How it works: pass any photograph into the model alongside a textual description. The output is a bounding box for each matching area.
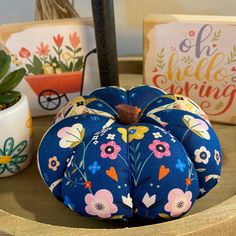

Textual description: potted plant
[0,50,33,177]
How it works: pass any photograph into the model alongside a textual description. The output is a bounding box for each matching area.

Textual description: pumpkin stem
[116,104,141,125]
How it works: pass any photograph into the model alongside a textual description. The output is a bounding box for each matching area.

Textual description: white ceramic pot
[0,93,33,177]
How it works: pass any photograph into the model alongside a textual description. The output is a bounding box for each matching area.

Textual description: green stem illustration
[72,49,76,71]
[118,153,128,166]
[70,160,92,194]
[135,152,154,186]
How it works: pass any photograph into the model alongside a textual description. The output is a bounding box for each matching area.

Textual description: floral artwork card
[144,15,236,124]
[0,18,100,116]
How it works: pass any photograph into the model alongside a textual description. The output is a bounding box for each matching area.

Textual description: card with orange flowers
[0,18,100,116]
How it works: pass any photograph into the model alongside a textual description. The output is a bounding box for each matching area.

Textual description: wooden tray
[1,74,236,235]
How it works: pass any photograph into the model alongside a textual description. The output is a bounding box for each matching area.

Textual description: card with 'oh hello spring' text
[144,15,236,124]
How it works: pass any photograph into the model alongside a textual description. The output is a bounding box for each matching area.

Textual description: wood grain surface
[0,74,235,235]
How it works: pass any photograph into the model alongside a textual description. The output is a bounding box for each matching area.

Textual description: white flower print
[182,115,210,140]
[214,149,221,165]
[57,123,85,148]
[152,132,162,139]
[106,133,116,140]
[194,146,211,164]
[142,192,156,208]
[121,193,133,208]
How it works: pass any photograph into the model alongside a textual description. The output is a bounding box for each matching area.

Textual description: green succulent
[0,50,26,106]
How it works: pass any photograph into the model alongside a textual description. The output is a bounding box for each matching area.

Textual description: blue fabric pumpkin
[37,85,222,221]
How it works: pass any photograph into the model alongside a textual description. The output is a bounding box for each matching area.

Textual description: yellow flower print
[117,128,127,142]
[128,126,149,142]
[43,64,54,74]
[55,67,62,74]
[0,155,12,164]
[26,111,33,138]
[62,51,73,61]
[117,126,149,143]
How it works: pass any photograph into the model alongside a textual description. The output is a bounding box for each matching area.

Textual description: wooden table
[0,75,236,235]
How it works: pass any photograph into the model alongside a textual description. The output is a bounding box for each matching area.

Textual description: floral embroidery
[48,156,60,171]
[88,161,101,174]
[214,150,221,165]
[85,189,118,218]
[128,126,149,142]
[194,146,211,164]
[164,188,192,217]
[175,159,186,172]
[0,137,27,175]
[57,123,85,148]
[100,141,121,160]
[149,140,171,158]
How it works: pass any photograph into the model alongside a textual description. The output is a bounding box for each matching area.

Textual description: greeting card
[0,18,100,116]
[144,15,236,124]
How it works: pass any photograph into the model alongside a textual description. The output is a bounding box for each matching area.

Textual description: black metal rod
[80,48,97,95]
[91,0,119,86]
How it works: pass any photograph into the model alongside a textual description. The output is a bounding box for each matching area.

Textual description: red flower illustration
[69,32,80,49]
[186,178,191,186]
[84,181,92,189]
[36,42,50,57]
[53,34,64,47]
[19,47,31,58]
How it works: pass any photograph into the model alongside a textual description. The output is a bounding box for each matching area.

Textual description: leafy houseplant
[0,50,26,110]
[0,49,32,178]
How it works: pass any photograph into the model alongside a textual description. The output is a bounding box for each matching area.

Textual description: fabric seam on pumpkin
[126,125,135,217]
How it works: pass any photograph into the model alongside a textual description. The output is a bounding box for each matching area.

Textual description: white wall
[1,0,236,56]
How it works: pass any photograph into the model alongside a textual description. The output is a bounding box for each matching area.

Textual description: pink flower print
[36,42,50,57]
[164,188,192,217]
[85,189,118,218]
[69,32,80,49]
[100,141,121,160]
[19,47,31,58]
[149,140,171,158]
